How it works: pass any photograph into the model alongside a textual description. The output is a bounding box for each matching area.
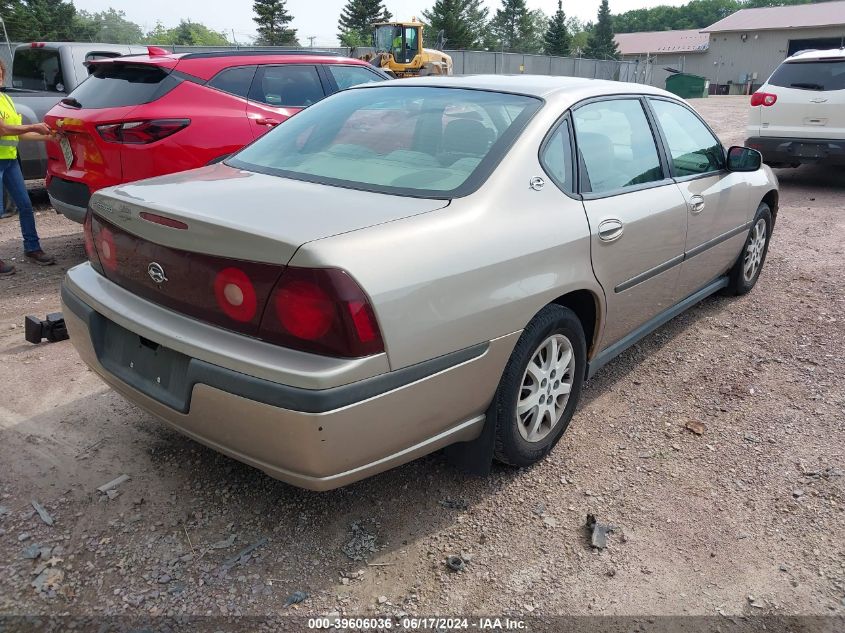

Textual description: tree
[145,20,230,46]
[74,8,143,44]
[544,1,571,56]
[337,0,392,43]
[567,17,589,55]
[253,0,298,46]
[2,0,78,41]
[490,0,534,52]
[421,0,472,50]
[584,0,619,60]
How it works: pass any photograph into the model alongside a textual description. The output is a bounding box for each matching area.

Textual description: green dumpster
[665,73,709,99]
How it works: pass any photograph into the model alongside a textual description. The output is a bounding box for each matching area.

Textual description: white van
[745,48,845,167]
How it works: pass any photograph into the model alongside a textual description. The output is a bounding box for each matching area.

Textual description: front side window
[768,59,845,91]
[541,119,574,193]
[229,86,541,197]
[573,99,664,194]
[326,65,383,90]
[649,99,724,176]
[250,65,324,107]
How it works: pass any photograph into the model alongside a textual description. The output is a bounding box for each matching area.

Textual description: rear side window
[573,99,664,194]
[65,64,181,109]
[208,65,256,98]
[326,65,383,90]
[13,49,65,92]
[768,60,845,91]
[541,119,574,193]
[250,65,325,108]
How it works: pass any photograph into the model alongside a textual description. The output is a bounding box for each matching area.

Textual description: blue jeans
[0,158,41,253]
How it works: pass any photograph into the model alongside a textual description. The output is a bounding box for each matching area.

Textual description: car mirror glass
[727,146,762,172]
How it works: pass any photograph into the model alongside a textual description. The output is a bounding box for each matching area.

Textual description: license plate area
[59,135,74,170]
[793,142,827,158]
[97,317,191,411]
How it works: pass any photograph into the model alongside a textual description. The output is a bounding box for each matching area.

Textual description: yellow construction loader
[360,20,453,78]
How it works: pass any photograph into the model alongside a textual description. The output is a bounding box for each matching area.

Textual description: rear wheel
[724,202,772,296]
[492,305,586,467]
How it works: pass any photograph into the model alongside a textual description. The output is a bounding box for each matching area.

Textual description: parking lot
[0,95,842,618]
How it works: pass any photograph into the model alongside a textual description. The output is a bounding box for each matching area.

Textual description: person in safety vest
[0,59,56,276]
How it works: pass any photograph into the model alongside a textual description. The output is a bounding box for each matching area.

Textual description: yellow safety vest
[0,93,22,160]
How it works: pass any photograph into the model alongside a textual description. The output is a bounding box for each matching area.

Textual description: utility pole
[231,29,239,49]
[307,36,316,48]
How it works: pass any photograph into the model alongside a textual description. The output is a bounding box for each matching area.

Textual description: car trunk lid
[88,163,449,331]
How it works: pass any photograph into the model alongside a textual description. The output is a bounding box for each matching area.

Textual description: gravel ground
[0,96,842,620]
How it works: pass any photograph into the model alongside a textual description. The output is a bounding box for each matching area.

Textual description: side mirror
[727,146,762,172]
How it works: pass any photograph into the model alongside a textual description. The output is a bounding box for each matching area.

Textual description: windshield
[13,49,66,92]
[374,25,399,52]
[228,86,542,198]
[768,59,845,91]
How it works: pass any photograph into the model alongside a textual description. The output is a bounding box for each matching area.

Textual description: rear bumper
[47,176,91,223]
[745,136,845,165]
[61,266,516,490]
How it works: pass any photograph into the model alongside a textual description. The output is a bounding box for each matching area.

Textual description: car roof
[351,74,679,105]
[786,47,845,61]
[89,51,376,82]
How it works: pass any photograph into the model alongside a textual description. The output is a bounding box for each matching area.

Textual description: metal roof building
[617,1,845,93]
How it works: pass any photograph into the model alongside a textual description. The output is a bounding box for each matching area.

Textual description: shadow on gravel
[772,163,845,191]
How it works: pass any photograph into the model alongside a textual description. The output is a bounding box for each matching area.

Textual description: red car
[44,49,388,222]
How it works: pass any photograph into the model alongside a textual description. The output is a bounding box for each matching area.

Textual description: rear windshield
[64,63,181,109]
[228,86,541,198]
[768,59,845,91]
[12,49,66,92]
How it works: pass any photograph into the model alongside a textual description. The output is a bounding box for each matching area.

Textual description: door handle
[256,117,280,127]
[689,195,705,215]
[598,219,624,242]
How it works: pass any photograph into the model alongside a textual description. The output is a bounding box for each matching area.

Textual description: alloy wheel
[516,333,576,443]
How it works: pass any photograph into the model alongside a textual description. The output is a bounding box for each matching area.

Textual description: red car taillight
[83,210,104,274]
[750,92,777,107]
[259,267,384,358]
[214,267,259,323]
[96,119,190,144]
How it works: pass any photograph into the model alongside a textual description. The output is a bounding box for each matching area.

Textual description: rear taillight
[96,119,190,144]
[83,210,104,274]
[214,267,258,323]
[750,92,777,107]
[259,267,384,358]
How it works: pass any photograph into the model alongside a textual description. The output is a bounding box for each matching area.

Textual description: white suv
[746,48,845,167]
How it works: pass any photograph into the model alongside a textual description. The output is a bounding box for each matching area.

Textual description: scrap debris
[342,521,377,561]
[97,474,130,494]
[586,514,615,549]
[685,420,706,435]
[446,555,467,572]
[220,537,268,572]
[31,500,54,526]
[284,591,308,607]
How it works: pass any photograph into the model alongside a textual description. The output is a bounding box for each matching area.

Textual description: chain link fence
[1,43,645,86]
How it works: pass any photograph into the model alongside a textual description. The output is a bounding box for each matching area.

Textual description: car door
[246,64,328,139]
[572,97,689,351]
[647,97,751,299]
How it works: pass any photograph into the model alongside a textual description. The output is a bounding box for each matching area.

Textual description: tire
[492,304,587,467]
[723,202,773,296]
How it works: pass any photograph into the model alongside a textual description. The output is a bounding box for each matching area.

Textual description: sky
[72,0,689,47]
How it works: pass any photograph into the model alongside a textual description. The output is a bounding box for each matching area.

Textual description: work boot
[25,250,56,266]
[0,259,15,276]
